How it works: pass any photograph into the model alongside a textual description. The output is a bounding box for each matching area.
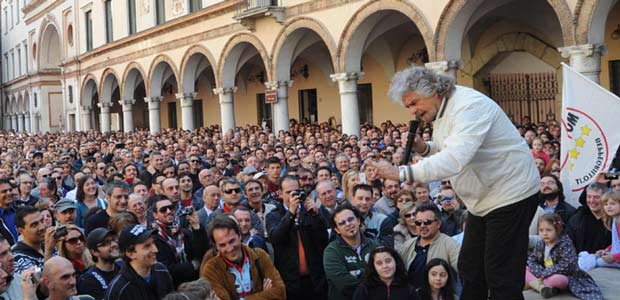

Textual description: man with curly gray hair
[366,66,541,300]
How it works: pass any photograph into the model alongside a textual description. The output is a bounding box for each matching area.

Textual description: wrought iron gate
[488,73,558,124]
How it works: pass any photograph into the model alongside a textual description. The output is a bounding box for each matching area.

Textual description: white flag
[560,63,620,206]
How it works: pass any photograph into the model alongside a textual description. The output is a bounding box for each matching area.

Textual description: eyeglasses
[41,174,51,178]
[158,204,175,213]
[97,237,119,248]
[223,188,241,194]
[65,236,85,245]
[404,213,416,219]
[414,219,437,226]
[336,216,357,227]
[191,160,200,163]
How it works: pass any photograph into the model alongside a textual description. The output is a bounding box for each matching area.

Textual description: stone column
[145,96,163,133]
[17,113,25,132]
[3,114,10,130]
[213,87,236,134]
[98,102,112,133]
[331,72,363,137]
[122,99,136,133]
[559,44,606,84]
[264,80,293,134]
[34,112,41,133]
[425,60,461,79]
[25,113,31,132]
[82,105,92,131]
[11,114,18,131]
[177,92,197,131]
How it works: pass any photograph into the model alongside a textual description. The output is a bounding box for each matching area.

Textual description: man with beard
[374,179,400,217]
[178,173,195,209]
[106,224,174,300]
[539,175,576,223]
[79,228,121,300]
[151,197,209,287]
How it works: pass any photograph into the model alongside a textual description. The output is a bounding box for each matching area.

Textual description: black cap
[33,151,43,158]
[86,228,114,251]
[118,224,155,254]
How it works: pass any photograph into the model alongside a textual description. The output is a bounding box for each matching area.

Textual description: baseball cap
[55,198,76,213]
[86,228,114,251]
[33,151,43,158]
[119,224,156,253]
[243,166,258,174]
[252,171,268,180]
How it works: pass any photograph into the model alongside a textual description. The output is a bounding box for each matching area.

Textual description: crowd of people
[0,107,617,300]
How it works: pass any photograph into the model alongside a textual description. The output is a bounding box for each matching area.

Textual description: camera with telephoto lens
[178,206,194,217]
[604,172,619,180]
[292,189,307,201]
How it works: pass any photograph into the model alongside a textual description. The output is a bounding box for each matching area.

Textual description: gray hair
[587,182,607,195]
[388,67,455,104]
[104,180,130,196]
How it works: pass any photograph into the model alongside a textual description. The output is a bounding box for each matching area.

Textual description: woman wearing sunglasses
[56,224,94,276]
[393,202,418,253]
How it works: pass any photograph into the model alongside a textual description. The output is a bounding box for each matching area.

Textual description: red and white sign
[265,90,278,104]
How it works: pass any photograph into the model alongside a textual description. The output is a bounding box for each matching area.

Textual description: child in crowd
[526,214,603,299]
[594,191,620,269]
[532,137,550,165]
[417,258,456,300]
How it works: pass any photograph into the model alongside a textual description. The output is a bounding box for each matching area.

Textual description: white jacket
[411,86,540,216]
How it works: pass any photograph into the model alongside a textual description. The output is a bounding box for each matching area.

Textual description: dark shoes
[540,286,560,298]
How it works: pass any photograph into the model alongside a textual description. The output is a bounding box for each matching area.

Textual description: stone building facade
[1,0,619,135]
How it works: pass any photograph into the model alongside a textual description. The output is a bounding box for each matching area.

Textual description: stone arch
[24,90,30,111]
[99,68,121,104]
[436,0,576,61]
[122,62,149,99]
[217,33,272,87]
[337,0,434,72]
[271,17,338,80]
[575,0,618,44]
[461,32,562,77]
[179,45,218,93]
[80,74,99,107]
[37,20,63,69]
[148,54,180,97]
[17,94,24,113]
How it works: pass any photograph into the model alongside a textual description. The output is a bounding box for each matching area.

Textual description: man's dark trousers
[459,193,540,300]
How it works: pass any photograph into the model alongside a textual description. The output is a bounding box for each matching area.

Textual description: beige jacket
[398,232,460,272]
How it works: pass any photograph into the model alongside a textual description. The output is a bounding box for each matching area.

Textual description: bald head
[43,256,73,277]
[202,185,221,211]
[43,256,78,297]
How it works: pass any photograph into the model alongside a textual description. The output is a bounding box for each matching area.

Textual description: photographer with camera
[151,197,209,288]
[266,175,328,300]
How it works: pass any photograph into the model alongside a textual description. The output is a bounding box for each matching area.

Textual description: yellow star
[569,148,580,159]
[581,125,592,136]
[569,162,575,170]
[575,137,586,148]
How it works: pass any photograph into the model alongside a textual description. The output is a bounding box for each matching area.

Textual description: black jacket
[266,202,328,296]
[78,265,120,300]
[566,190,611,253]
[105,262,173,300]
[539,199,577,223]
[153,224,210,288]
[352,282,420,300]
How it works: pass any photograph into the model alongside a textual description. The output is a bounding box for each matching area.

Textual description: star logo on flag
[569,148,580,159]
[569,161,575,171]
[580,125,592,136]
[575,137,586,148]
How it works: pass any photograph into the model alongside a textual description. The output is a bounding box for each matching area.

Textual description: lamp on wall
[290,64,309,79]
[407,48,429,65]
[612,24,620,40]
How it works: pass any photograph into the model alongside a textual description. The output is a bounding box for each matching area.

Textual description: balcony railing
[236,0,282,14]
[234,0,285,25]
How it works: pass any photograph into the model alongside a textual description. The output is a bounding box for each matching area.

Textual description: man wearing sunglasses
[323,205,379,300]
[399,204,460,289]
[151,197,209,288]
[79,228,120,300]
[213,178,264,237]
[437,187,465,237]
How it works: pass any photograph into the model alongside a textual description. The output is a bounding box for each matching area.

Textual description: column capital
[97,102,113,109]
[559,44,607,58]
[34,112,41,118]
[82,105,92,111]
[144,96,163,103]
[425,60,461,74]
[264,81,294,90]
[176,92,197,100]
[122,99,136,106]
[330,72,364,82]
[212,87,237,95]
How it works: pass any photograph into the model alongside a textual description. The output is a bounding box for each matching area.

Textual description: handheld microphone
[400,119,420,165]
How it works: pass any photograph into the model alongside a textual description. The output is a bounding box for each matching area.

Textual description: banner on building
[560,63,620,206]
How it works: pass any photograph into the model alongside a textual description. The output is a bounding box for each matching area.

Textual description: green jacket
[323,235,380,300]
